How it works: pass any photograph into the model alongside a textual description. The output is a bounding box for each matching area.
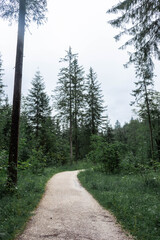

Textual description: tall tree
[72,58,85,161]
[107,1,158,163]
[0,53,5,106]
[0,57,11,151]
[54,47,78,163]
[0,0,47,187]
[131,51,155,162]
[85,67,104,135]
[107,0,160,67]
[26,71,51,142]
[149,91,160,161]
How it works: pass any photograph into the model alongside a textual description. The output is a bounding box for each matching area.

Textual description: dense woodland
[0,45,160,176]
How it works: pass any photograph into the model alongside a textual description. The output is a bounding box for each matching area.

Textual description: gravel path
[16,170,133,240]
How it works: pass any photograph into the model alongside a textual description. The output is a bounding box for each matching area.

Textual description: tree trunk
[74,86,78,162]
[144,80,154,163]
[69,53,73,164]
[7,0,26,187]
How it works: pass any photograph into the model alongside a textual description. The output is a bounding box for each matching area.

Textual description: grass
[0,160,91,240]
[78,169,160,240]
[0,167,65,240]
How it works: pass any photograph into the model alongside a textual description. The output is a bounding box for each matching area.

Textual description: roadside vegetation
[78,134,160,240]
[0,167,58,240]
[0,161,90,240]
[78,169,160,240]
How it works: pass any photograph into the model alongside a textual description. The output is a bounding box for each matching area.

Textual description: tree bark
[7,0,26,187]
[74,81,78,162]
[144,80,154,163]
[69,50,73,164]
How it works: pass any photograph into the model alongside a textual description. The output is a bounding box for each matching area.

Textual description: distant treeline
[0,47,160,177]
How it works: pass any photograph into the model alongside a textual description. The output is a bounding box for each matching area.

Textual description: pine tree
[53,47,78,163]
[85,67,104,135]
[149,91,160,161]
[26,71,51,141]
[0,0,48,187]
[107,0,160,66]
[0,53,5,106]
[72,58,85,161]
[131,51,155,163]
[114,120,126,143]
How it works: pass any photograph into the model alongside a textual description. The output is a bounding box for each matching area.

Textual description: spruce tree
[0,53,5,106]
[0,0,48,187]
[54,47,78,163]
[72,58,85,161]
[131,51,155,163]
[107,0,160,66]
[26,71,51,142]
[149,91,160,161]
[85,67,104,135]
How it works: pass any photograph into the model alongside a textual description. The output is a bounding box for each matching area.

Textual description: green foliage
[0,167,60,240]
[26,71,51,140]
[107,0,160,66]
[78,169,160,240]
[86,135,125,174]
[27,148,46,174]
[85,67,105,135]
[0,0,47,26]
[0,53,5,105]
[0,150,8,173]
[46,140,70,167]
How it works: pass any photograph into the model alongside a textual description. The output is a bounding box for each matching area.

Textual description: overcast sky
[1,0,160,126]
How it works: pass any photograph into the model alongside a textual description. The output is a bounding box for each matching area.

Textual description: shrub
[86,135,125,173]
[0,150,8,173]
[27,148,46,174]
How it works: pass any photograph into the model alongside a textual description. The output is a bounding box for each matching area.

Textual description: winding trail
[17,171,133,240]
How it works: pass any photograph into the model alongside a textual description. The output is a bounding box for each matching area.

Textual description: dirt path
[17,171,133,240]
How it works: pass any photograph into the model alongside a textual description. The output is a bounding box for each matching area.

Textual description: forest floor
[16,170,133,240]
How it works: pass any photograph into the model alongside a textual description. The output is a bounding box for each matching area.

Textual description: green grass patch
[0,167,65,240]
[78,169,160,240]
[0,161,90,240]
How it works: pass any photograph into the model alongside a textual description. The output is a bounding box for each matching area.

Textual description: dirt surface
[17,171,133,240]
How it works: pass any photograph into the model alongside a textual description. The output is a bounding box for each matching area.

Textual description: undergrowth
[0,160,90,240]
[78,169,160,240]
[0,167,61,240]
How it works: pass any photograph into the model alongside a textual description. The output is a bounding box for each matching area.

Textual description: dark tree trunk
[144,80,154,163]
[7,0,26,187]
[74,94,78,162]
[69,55,73,164]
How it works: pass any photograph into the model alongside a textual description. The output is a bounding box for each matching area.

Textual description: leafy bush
[86,135,125,173]
[0,150,8,173]
[120,152,139,173]
[27,148,46,173]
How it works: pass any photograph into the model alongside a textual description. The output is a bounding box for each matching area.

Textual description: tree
[85,67,104,135]
[114,120,126,143]
[26,71,51,143]
[107,1,158,164]
[72,58,85,161]
[131,51,155,163]
[0,0,47,187]
[53,47,78,163]
[149,91,160,161]
[0,53,5,106]
[107,0,160,67]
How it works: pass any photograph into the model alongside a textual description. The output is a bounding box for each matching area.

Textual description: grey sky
[1,0,160,126]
